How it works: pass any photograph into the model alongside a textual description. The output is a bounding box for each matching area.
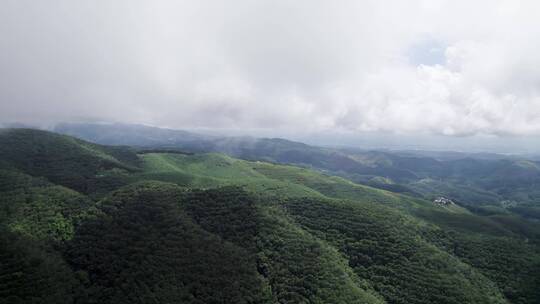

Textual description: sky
[1,0,540,150]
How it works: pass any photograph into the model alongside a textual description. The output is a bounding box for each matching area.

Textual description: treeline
[136,149,194,155]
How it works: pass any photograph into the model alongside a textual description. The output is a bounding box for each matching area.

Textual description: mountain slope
[135,151,540,301]
[0,128,139,195]
[0,170,95,241]
[1,129,539,303]
[55,122,540,212]
[65,182,275,304]
[136,152,470,215]
[285,198,507,304]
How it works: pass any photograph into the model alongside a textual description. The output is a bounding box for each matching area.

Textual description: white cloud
[1,0,540,137]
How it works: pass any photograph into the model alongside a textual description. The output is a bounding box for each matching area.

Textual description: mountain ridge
[53,123,540,214]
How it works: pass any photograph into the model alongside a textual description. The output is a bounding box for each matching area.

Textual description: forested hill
[55,122,540,219]
[1,128,539,303]
[0,128,139,195]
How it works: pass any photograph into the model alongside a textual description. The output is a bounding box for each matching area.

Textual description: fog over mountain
[3,3,540,302]
[2,1,540,150]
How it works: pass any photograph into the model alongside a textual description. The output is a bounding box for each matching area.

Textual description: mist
[2,0,540,151]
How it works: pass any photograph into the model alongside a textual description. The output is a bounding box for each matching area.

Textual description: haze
[2,0,540,151]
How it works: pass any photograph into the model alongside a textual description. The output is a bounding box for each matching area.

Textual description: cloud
[1,0,540,136]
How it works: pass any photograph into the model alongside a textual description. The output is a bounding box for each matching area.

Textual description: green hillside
[137,152,327,198]
[0,170,95,241]
[139,152,406,204]
[284,198,506,304]
[56,123,540,214]
[137,152,476,218]
[0,128,139,195]
[1,129,539,303]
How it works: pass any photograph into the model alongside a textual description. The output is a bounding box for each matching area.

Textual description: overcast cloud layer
[2,0,540,137]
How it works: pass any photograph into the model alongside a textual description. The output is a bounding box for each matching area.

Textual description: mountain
[54,123,540,216]
[2,128,540,303]
[54,122,210,147]
[0,128,139,196]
